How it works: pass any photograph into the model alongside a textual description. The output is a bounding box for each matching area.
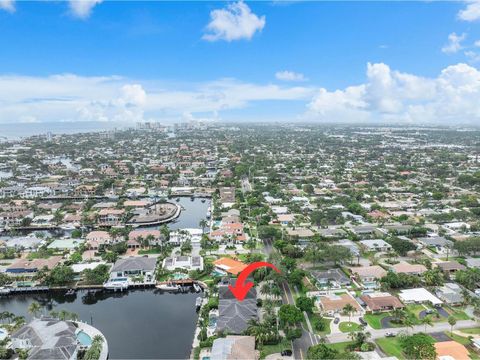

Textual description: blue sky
[0,0,480,124]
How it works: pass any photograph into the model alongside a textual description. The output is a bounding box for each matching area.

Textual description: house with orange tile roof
[213,258,247,276]
[434,341,470,360]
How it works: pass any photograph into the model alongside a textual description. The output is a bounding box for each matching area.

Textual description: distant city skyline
[1,1,480,125]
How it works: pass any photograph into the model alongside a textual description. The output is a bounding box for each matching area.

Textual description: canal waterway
[0,289,200,359]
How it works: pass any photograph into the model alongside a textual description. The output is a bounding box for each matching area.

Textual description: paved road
[263,238,317,360]
[326,319,478,343]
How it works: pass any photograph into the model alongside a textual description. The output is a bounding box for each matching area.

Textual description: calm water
[0,290,199,359]
[166,197,210,231]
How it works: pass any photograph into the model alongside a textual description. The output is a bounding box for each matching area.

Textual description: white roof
[399,288,443,305]
[71,262,107,273]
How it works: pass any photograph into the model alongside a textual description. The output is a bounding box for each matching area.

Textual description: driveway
[419,307,449,319]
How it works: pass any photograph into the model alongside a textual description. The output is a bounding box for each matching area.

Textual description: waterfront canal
[167,197,210,230]
[0,289,200,359]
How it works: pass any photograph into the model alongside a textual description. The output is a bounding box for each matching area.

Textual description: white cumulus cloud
[442,32,466,54]
[306,62,480,125]
[203,1,265,42]
[0,0,15,13]
[275,71,307,82]
[458,0,480,21]
[68,0,102,19]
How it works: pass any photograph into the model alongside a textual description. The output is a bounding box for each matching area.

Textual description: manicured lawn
[461,327,480,335]
[364,313,389,330]
[447,332,470,345]
[259,340,290,359]
[339,321,361,333]
[310,314,331,336]
[376,337,405,360]
[445,333,480,360]
[326,341,355,353]
[447,309,470,320]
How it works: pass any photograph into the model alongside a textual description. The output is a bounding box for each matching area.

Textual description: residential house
[360,292,405,313]
[213,258,247,276]
[435,261,466,275]
[318,293,362,316]
[391,262,427,276]
[436,283,464,305]
[217,279,258,334]
[360,239,392,253]
[163,256,204,271]
[311,269,350,288]
[211,336,257,360]
[109,257,156,282]
[11,318,81,360]
[398,288,443,306]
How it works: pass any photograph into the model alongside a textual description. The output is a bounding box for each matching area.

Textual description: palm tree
[391,308,406,324]
[403,314,415,334]
[58,310,69,321]
[421,315,433,333]
[343,304,355,323]
[28,302,42,318]
[49,310,59,319]
[260,283,272,300]
[448,315,457,336]
[199,219,208,235]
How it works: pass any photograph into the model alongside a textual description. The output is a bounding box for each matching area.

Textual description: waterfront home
[318,293,362,316]
[398,288,443,306]
[86,231,112,250]
[360,239,392,253]
[360,292,405,313]
[97,209,125,226]
[162,256,204,271]
[7,256,63,274]
[311,269,350,288]
[1,234,43,250]
[213,258,247,276]
[128,229,163,246]
[391,262,427,276]
[110,257,156,282]
[217,279,258,334]
[0,210,33,227]
[169,228,202,246]
[47,239,84,251]
[436,283,464,305]
[11,318,80,359]
[210,336,257,360]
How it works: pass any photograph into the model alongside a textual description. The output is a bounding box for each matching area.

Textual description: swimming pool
[76,331,92,346]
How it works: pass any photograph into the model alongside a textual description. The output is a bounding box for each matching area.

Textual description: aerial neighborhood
[0,123,480,360]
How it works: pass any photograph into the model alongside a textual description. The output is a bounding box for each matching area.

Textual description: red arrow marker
[228,261,280,301]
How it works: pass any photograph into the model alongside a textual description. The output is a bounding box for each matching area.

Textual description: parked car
[281,350,293,357]
[359,317,367,326]
[385,332,396,337]
[425,309,435,314]
[334,317,340,324]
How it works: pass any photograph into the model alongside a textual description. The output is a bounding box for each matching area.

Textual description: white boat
[156,283,180,291]
[193,283,202,293]
[103,278,129,290]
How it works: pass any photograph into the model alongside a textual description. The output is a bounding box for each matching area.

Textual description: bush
[286,327,302,340]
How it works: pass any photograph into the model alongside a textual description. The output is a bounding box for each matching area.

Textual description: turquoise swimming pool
[77,331,92,346]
